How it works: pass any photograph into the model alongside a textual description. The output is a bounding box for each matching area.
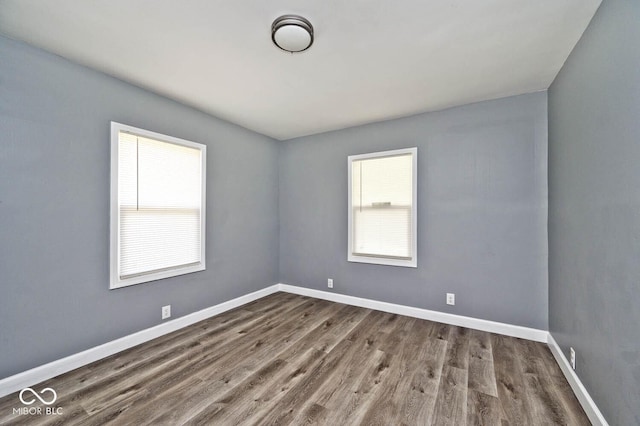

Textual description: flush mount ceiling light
[271,15,314,53]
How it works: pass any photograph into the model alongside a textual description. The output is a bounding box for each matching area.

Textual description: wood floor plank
[58,297,317,425]
[468,330,498,398]
[468,356,498,398]
[208,348,327,425]
[376,316,416,355]
[522,373,575,425]
[125,299,340,424]
[322,349,392,425]
[141,304,356,424]
[491,334,534,425]
[60,299,314,420]
[307,305,373,354]
[250,310,392,425]
[429,325,471,425]
[399,339,448,425]
[531,340,590,424]
[513,338,590,425]
[0,293,592,426]
[315,315,416,424]
[444,326,471,370]
[431,365,468,426]
[183,299,344,424]
[97,376,204,426]
[310,313,402,408]
[428,321,451,341]
[358,328,447,425]
[196,299,339,383]
[90,292,296,374]
[545,373,592,425]
[467,389,503,425]
[19,292,309,418]
[290,402,329,425]
[468,329,493,360]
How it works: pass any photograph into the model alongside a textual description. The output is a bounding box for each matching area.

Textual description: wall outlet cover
[570,347,576,370]
[162,305,171,320]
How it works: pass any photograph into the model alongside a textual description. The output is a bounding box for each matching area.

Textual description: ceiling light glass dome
[272,15,314,53]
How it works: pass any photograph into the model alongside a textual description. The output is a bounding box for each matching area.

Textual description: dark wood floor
[0,292,589,425]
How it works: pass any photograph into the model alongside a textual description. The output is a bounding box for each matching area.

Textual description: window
[110,122,206,289]
[348,147,417,267]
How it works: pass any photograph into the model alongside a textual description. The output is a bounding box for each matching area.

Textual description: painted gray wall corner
[279,92,549,330]
[0,36,280,379]
[548,1,640,425]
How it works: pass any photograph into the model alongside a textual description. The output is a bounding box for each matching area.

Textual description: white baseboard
[547,334,609,426]
[0,284,280,399]
[2,279,598,426]
[277,284,549,342]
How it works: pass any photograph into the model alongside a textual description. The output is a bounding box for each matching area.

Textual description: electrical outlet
[162,305,171,320]
[327,278,334,289]
[570,347,576,370]
[446,293,455,305]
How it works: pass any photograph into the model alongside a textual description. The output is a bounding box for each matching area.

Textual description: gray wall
[0,36,279,379]
[548,1,640,425]
[279,92,549,329]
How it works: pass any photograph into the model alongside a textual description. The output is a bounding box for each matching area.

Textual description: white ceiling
[0,0,601,140]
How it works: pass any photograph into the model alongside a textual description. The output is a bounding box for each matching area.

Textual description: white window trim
[347,147,418,268]
[109,122,207,289]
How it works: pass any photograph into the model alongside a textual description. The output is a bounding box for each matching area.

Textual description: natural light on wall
[348,147,417,268]
[110,122,206,289]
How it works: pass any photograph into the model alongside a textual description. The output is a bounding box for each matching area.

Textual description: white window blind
[348,148,417,267]
[110,123,206,288]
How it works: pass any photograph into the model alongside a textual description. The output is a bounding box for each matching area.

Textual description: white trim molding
[109,121,207,290]
[278,284,548,342]
[2,279,602,426]
[547,334,609,426]
[0,285,280,399]
[347,147,418,268]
